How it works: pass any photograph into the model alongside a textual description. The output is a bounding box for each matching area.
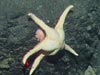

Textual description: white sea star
[23,5,78,75]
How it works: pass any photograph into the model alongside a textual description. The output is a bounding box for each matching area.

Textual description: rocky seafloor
[0,0,100,75]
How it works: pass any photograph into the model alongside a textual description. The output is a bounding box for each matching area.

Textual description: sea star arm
[28,13,52,32]
[64,43,78,56]
[29,53,45,75]
[22,42,44,64]
[55,5,74,29]
[49,49,59,55]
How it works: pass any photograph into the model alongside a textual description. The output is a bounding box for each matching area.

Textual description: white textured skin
[22,5,79,75]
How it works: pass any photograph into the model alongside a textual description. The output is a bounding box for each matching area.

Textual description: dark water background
[0,0,100,75]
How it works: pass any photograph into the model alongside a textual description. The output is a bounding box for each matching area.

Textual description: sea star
[22,5,78,75]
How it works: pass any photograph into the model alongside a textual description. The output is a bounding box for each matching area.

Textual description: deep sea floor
[0,0,100,75]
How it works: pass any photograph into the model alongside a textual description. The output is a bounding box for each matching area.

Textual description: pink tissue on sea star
[35,29,45,42]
